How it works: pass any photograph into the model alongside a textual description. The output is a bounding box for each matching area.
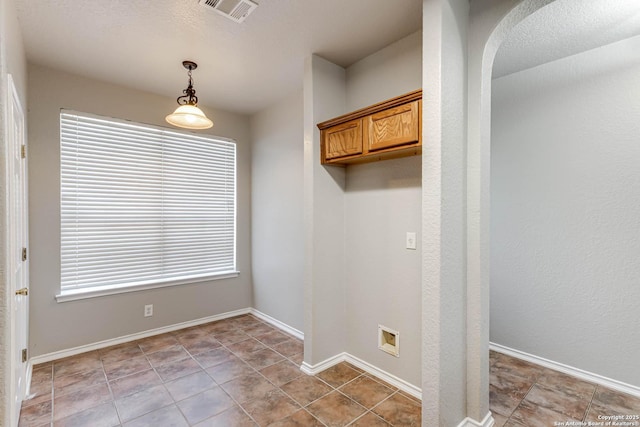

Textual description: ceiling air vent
[199,0,258,23]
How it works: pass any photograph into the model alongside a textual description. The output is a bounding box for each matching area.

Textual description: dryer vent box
[378,325,400,357]
[199,0,258,23]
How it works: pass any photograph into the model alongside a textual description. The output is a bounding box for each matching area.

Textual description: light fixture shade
[165,104,213,129]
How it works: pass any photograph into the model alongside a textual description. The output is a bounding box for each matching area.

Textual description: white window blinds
[60,111,236,295]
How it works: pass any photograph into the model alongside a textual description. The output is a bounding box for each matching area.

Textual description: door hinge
[21,144,26,159]
[21,349,27,363]
[22,247,27,262]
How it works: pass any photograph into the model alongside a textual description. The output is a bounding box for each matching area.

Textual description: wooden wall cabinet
[318,90,421,165]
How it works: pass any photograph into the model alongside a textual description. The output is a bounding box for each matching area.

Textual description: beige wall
[250,91,304,331]
[491,35,640,387]
[27,65,253,357]
[296,30,424,387]
[303,55,349,365]
[344,31,422,387]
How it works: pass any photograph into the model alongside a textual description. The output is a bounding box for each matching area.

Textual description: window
[59,111,237,299]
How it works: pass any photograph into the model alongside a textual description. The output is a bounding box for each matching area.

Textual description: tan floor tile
[490,350,501,366]
[193,404,256,426]
[272,339,304,357]
[524,384,590,420]
[53,401,119,427]
[177,387,236,425]
[99,342,144,364]
[233,315,264,329]
[268,408,324,426]
[259,360,305,386]
[53,368,106,397]
[53,382,111,421]
[114,384,173,422]
[490,369,534,400]
[510,399,580,427]
[31,365,53,384]
[213,330,252,345]
[316,362,361,388]
[339,375,394,409]
[350,411,392,426]
[23,378,52,407]
[53,352,103,378]
[109,368,163,399]
[592,386,640,413]
[155,357,203,382]
[491,355,544,382]
[364,374,399,392]
[227,338,268,357]
[585,401,640,423]
[344,362,364,374]
[307,391,366,427]
[372,392,421,427]
[280,375,333,406]
[122,404,188,427]
[535,368,596,399]
[240,389,300,425]
[242,348,285,370]
[206,358,256,384]
[243,323,278,337]
[199,320,234,334]
[179,335,222,355]
[146,345,190,368]
[490,385,524,417]
[205,320,241,334]
[173,325,210,340]
[288,352,304,366]
[193,347,237,369]
[254,330,291,347]
[103,355,151,381]
[220,371,276,403]
[32,361,53,371]
[137,334,180,354]
[165,371,216,401]
[18,399,52,426]
[492,412,510,427]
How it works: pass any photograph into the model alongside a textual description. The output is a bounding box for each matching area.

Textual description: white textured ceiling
[18,0,640,113]
[16,0,422,114]
[493,0,640,79]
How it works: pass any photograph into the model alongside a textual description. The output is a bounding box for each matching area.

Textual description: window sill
[55,271,240,303]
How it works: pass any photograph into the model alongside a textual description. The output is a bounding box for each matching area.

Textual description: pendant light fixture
[165,61,213,130]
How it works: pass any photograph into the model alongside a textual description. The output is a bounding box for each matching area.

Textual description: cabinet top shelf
[317,89,422,130]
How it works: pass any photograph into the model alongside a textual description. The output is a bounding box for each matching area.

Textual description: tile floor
[18,313,640,427]
[490,350,640,426]
[19,314,421,426]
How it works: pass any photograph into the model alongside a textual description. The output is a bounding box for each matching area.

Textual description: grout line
[582,384,598,422]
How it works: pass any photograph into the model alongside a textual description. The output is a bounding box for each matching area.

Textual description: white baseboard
[29,308,252,365]
[300,352,422,400]
[490,342,640,398]
[457,411,495,427]
[249,308,304,340]
[300,352,345,376]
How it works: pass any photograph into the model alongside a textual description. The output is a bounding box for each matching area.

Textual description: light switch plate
[406,232,417,250]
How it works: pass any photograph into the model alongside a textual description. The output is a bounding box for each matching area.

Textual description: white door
[7,74,29,427]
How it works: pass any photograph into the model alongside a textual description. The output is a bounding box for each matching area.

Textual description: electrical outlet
[144,304,153,317]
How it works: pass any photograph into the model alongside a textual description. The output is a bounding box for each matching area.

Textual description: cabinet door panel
[324,119,362,160]
[366,101,419,152]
